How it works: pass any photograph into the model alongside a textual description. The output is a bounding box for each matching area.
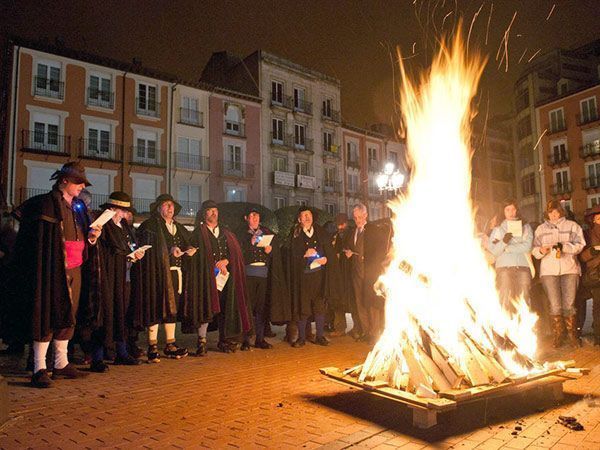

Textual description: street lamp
[376,162,405,192]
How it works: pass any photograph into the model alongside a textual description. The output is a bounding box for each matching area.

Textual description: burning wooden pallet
[320,361,588,428]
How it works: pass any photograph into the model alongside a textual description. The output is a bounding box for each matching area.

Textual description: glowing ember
[359,31,544,395]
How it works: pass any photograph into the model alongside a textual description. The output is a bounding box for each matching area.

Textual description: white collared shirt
[165,220,177,236]
[303,227,314,238]
[208,225,220,238]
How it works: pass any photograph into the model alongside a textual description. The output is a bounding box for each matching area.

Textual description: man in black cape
[135,194,193,362]
[236,207,290,349]
[327,213,351,337]
[288,206,341,347]
[184,200,252,354]
[6,162,101,387]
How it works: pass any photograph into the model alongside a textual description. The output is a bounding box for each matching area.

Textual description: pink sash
[64,240,85,269]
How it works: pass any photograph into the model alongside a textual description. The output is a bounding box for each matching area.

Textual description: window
[296,199,308,206]
[135,131,158,163]
[274,196,286,209]
[554,169,570,192]
[587,162,600,187]
[226,186,245,202]
[272,156,287,172]
[87,123,111,157]
[347,173,359,193]
[177,137,202,169]
[178,184,201,215]
[30,111,60,152]
[225,144,242,174]
[324,203,336,214]
[88,74,112,108]
[295,161,308,175]
[549,108,565,132]
[322,98,332,118]
[324,167,336,183]
[581,97,598,124]
[35,62,62,98]
[225,104,242,135]
[133,177,158,201]
[551,142,567,163]
[294,87,306,110]
[323,131,333,152]
[272,118,284,143]
[137,83,158,115]
[588,194,600,208]
[521,173,536,196]
[294,124,306,148]
[181,96,201,125]
[347,142,359,164]
[388,152,398,166]
[271,81,283,104]
[368,147,378,170]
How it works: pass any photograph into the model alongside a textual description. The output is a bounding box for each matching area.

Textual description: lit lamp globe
[391,172,405,190]
[376,174,388,190]
[384,162,395,175]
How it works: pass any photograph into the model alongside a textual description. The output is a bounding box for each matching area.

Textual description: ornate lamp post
[376,162,405,193]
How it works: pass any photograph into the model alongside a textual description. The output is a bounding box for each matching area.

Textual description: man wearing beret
[136,194,194,362]
[7,162,102,387]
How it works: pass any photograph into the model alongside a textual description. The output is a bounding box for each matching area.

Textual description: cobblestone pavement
[0,327,599,449]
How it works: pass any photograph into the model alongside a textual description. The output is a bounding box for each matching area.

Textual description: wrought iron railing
[21,130,70,155]
[172,152,210,171]
[79,138,122,161]
[136,97,160,118]
[179,108,203,127]
[34,76,64,99]
[219,160,255,178]
[87,87,114,108]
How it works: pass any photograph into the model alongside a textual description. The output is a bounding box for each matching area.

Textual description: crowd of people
[0,162,390,388]
[1,162,599,390]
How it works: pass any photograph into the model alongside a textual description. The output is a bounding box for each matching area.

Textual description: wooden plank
[416,345,452,392]
[411,406,438,429]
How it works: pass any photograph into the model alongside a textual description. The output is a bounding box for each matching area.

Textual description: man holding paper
[136,194,192,362]
[186,200,252,354]
[488,200,533,311]
[8,162,101,387]
[236,207,289,350]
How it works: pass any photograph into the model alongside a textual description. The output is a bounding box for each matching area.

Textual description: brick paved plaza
[1,328,600,449]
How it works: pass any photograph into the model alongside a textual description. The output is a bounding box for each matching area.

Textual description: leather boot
[564,315,581,348]
[551,315,564,348]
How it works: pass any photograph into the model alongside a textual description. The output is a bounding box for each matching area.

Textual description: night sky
[1,0,598,128]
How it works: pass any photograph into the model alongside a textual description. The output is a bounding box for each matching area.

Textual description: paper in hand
[256,234,274,248]
[216,270,230,291]
[127,245,152,259]
[309,260,321,270]
[90,209,116,229]
[507,220,523,237]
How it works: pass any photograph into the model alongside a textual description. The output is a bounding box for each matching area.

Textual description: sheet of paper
[256,234,274,248]
[127,245,152,259]
[90,209,116,229]
[507,220,522,237]
[216,270,230,292]
[309,260,321,270]
[594,245,600,251]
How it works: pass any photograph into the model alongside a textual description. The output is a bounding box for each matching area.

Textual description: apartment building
[512,42,600,222]
[342,123,406,220]
[201,50,344,214]
[536,82,600,220]
[1,38,260,222]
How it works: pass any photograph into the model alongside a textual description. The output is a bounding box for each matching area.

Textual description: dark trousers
[41,267,81,342]
[352,274,367,335]
[247,276,267,342]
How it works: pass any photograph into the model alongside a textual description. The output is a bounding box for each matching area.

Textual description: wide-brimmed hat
[585,205,600,218]
[200,199,218,216]
[246,206,261,217]
[150,194,182,216]
[50,161,92,186]
[100,191,136,213]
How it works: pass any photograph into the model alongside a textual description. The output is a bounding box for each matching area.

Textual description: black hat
[149,194,182,216]
[200,199,218,216]
[100,191,136,213]
[246,206,261,216]
[297,205,312,216]
[50,161,92,186]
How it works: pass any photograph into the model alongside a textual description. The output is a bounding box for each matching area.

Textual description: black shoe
[90,360,110,373]
[226,340,239,353]
[194,338,208,357]
[292,339,306,348]
[255,340,273,349]
[128,344,146,359]
[31,369,52,388]
[218,341,233,353]
[240,341,251,351]
[52,363,89,379]
[114,354,141,366]
[147,345,161,363]
[164,343,188,359]
[314,336,330,346]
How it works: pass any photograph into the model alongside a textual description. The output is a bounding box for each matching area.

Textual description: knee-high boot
[551,315,564,348]
[564,315,580,348]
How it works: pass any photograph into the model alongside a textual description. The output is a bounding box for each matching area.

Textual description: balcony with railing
[130,146,164,167]
[550,181,572,195]
[132,197,153,214]
[322,179,342,194]
[347,156,360,169]
[270,93,294,109]
[548,121,567,135]
[178,201,202,217]
[270,132,294,149]
[580,141,600,159]
[172,152,210,171]
[547,151,570,166]
[21,129,70,155]
[582,176,600,190]
[79,138,121,162]
[322,108,340,122]
[219,160,255,178]
[34,76,64,99]
[323,144,341,159]
[293,98,313,115]
[136,98,160,118]
[224,120,245,137]
[293,137,313,153]
[87,87,114,108]
[577,109,599,126]
[179,108,203,127]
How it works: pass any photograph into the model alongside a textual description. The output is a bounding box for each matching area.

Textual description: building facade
[536,82,600,220]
